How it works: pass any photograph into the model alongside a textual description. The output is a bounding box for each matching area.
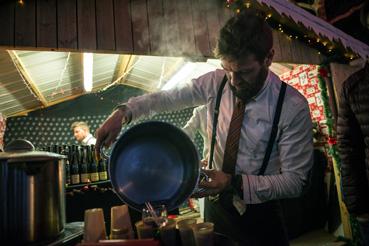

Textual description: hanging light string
[157,57,167,89]
[51,52,71,97]
[98,57,140,92]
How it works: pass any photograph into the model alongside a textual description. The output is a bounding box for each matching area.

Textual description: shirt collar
[250,69,272,102]
[82,133,93,145]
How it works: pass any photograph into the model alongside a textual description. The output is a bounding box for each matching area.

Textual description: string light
[51,52,70,98]
[225,0,359,61]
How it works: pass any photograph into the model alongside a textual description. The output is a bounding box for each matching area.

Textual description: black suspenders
[208,75,287,176]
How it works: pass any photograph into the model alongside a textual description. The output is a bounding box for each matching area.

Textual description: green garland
[317,65,341,168]
[318,65,362,246]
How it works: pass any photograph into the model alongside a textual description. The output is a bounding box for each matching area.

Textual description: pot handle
[99,138,119,160]
[100,144,110,160]
[193,170,210,194]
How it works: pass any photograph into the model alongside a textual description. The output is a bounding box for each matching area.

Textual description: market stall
[1,0,369,245]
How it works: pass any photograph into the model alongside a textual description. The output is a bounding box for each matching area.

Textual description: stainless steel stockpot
[0,140,66,244]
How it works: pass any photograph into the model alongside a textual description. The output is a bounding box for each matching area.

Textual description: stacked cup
[192,222,214,246]
[110,205,134,239]
[177,218,197,246]
[159,218,177,246]
[83,208,107,243]
[177,218,215,246]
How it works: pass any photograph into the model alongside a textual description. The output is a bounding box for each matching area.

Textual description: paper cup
[83,208,107,243]
[159,219,177,246]
[177,218,197,246]
[192,222,214,246]
[135,220,157,239]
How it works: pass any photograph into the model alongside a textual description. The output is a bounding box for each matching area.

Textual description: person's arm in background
[337,83,369,217]
[183,105,209,167]
[242,100,314,203]
[183,106,203,140]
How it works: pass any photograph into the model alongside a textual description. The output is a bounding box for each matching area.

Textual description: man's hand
[200,158,208,168]
[193,169,232,198]
[95,107,131,159]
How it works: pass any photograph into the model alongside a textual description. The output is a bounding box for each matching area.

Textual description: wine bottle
[89,145,100,182]
[62,145,71,186]
[70,145,80,185]
[98,157,108,181]
[80,146,90,183]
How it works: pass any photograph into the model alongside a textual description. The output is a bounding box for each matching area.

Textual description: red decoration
[227,0,234,4]
[282,65,333,170]
[319,68,328,77]
[327,137,337,145]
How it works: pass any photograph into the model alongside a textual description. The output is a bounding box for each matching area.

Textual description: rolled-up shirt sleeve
[242,100,314,203]
[125,71,221,121]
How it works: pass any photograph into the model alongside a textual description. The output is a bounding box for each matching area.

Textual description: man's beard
[229,67,268,102]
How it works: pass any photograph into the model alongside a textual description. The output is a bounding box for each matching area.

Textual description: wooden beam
[112,54,133,82]
[332,158,352,239]
[7,50,48,107]
[116,55,136,84]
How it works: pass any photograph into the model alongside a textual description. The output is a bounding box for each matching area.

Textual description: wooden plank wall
[0,0,322,64]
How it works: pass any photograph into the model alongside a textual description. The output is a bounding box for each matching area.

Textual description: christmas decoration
[225,0,360,62]
[317,64,362,246]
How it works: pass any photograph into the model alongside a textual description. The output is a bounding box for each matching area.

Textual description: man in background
[71,121,96,145]
[337,62,369,245]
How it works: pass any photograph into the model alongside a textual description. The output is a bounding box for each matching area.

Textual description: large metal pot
[0,139,66,245]
[107,121,200,212]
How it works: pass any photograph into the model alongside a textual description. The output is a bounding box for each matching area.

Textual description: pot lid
[0,139,66,162]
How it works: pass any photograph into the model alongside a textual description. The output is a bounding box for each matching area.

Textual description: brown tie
[222,99,246,174]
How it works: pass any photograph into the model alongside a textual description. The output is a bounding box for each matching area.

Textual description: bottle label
[99,171,108,180]
[71,174,80,184]
[81,174,90,183]
[90,173,99,182]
